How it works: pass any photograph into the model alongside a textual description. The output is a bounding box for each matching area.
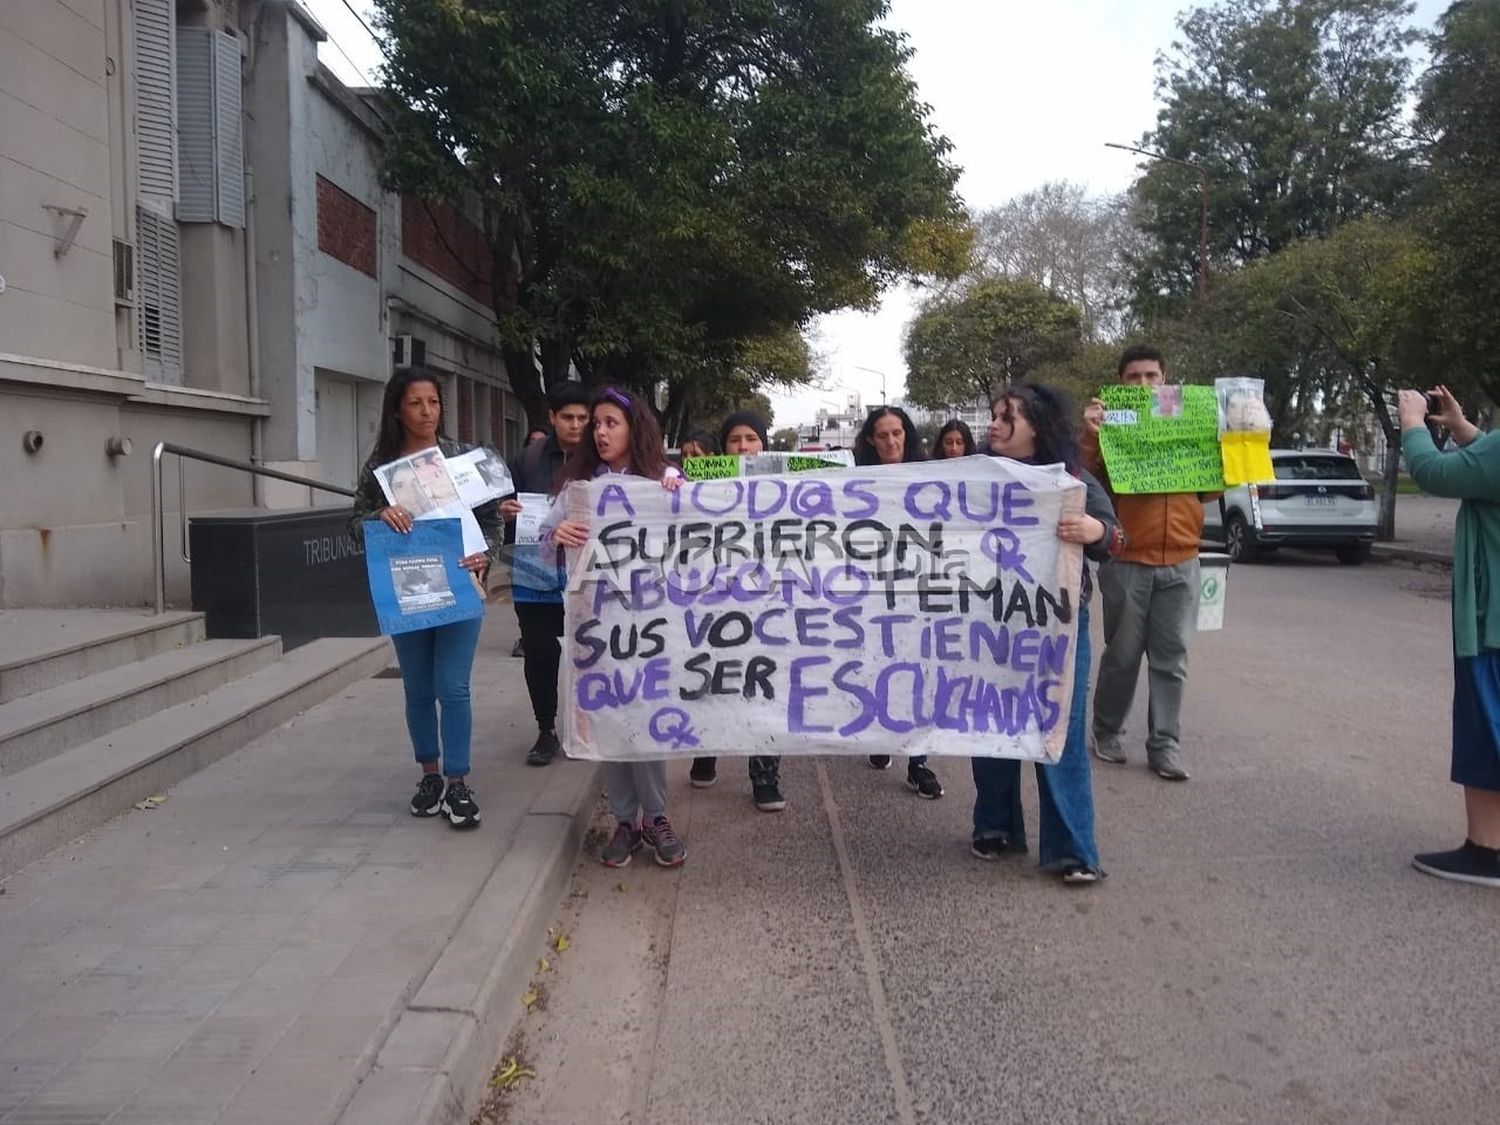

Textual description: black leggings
[514,601,564,731]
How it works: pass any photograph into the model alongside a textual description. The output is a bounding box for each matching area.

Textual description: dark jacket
[1074,466,1125,607]
[349,437,504,568]
[508,432,568,496]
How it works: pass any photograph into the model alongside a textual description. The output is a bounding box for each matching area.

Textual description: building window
[456,376,474,442]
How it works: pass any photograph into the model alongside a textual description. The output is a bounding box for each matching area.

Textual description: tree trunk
[503,344,547,431]
[1367,385,1401,543]
[540,335,572,392]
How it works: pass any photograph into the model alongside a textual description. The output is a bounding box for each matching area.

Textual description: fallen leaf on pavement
[489,1056,536,1090]
[133,794,167,810]
[553,933,570,953]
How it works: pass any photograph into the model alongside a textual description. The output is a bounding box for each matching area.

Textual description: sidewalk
[0,610,594,1125]
[1373,493,1457,567]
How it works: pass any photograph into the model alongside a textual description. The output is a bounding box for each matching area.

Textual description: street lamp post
[854,365,889,406]
[1106,142,1210,301]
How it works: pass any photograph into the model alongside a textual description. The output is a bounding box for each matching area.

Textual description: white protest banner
[559,457,1085,763]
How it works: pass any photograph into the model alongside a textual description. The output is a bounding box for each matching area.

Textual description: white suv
[1202,450,1377,564]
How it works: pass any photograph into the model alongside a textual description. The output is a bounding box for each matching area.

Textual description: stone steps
[0,610,389,880]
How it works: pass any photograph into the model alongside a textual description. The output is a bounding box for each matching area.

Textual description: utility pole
[1106,142,1210,301]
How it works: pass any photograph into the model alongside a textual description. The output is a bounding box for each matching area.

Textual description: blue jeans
[971,606,1099,869]
[391,617,483,778]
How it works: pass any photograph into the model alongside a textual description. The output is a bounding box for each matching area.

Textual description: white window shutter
[132,0,177,206]
[136,205,184,384]
[214,31,245,227]
[176,29,244,227]
[175,29,215,222]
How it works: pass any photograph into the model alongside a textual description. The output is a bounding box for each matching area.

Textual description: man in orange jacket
[1081,344,1218,781]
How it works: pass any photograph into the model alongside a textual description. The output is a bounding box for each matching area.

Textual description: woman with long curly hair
[978,383,1125,883]
[549,387,688,868]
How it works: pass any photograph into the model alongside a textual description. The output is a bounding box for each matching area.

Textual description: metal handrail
[152,441,356,614]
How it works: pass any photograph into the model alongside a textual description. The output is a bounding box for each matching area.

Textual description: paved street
[484,551,1497,1125]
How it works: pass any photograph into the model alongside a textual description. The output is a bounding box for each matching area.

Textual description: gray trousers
[606,761,669,824]
[1093,558,1199,760]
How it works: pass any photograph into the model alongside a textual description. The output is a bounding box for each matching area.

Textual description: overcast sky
[305,0,1450,431]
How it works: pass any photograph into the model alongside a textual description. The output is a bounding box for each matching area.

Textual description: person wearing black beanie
[690,410,786,811]
[718,411,769,453]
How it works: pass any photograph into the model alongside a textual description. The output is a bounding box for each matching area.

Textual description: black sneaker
[868,755,892,770]
[1412,840,1500,887]
[689,757,718,788]
[410,772,445,817]
[907,762,943,799]
[752,780,787,812]
[970,834,1017,860]
[526,730,560,766]
[441,779,481,829]
[601,822,642,868]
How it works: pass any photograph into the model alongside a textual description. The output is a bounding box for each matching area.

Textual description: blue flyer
[363,519,485,636]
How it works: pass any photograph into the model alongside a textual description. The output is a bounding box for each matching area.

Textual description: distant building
[894,398,991,433]
[1,0,523,606]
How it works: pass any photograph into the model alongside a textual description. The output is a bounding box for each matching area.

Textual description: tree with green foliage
[770,426,801,451]
[374,0,968,425]
[1129,0,1419,322]
[658,326,806,441]
[903,277,1085,409]
[1417,0,1500,404]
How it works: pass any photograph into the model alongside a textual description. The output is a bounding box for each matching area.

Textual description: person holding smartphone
[1398,385,1500,887]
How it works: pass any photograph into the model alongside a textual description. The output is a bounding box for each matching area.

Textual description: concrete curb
[1371,543,1452,569]
[335,760,601,1125]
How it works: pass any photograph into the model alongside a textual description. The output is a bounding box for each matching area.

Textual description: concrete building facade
[0,0,517,607]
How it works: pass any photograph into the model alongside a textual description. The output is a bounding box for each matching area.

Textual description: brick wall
[316,175,377,278]
[401,196,493,306]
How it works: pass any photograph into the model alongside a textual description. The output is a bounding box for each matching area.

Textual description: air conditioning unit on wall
[393,334,426,368]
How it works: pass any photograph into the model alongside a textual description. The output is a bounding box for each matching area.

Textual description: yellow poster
[1220,430,1274,485]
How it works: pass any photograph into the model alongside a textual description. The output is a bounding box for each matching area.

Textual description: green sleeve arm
[1402,428,1500,501]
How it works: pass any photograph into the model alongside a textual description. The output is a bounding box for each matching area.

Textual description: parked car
[1203,449,1377,564]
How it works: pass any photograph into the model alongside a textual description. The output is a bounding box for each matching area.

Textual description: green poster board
[681,455,742,481]
[682,452,853,481]
[1096,385,1225,494]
